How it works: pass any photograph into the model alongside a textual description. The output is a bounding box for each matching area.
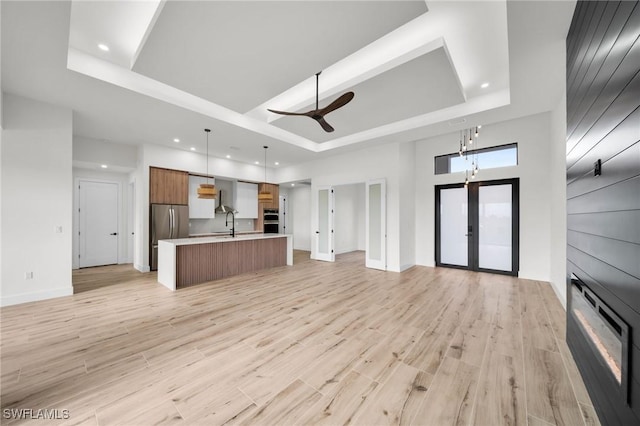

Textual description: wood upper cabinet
[258,183,279,210]
[149,167,189,205]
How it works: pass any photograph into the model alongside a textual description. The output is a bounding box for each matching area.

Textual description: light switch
[55,226,63,233]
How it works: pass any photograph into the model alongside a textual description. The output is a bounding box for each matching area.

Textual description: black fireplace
[568,275,629,401]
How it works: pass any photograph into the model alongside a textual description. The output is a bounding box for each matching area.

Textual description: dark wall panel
[567,107,640,179]
[568,211,640,244]
[566,1,640,425]
[567,141,640,197]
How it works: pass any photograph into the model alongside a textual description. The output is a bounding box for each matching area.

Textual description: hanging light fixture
[458,125,481,185]
[197,128,217,199]
[258,146,273,203]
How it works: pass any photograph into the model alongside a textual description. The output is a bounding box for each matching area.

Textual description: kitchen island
[158,234,292,290]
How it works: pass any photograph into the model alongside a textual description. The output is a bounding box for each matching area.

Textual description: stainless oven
[264,209,279,233]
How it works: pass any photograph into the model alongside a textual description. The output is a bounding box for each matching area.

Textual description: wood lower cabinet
[175,238,287,288]
[150,167,189,205]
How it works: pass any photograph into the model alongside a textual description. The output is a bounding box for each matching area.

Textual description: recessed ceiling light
[254,161,259,165]
[101,164,108,168]
[98,43,110,52]
[481,82,490,88]
[226,155,231,159]
[291,183,295,187]
[477,125,482,129]
[190,147,196,151]
[173,138,180,143]
[274,162,279,166]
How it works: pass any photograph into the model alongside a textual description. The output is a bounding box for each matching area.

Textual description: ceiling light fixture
[274,162,279,166]
[197,129,217,199]
[291,183,295,187]
[98,43,110,52]
[254,161,259,165]
[459,126,480,184]
[190,147,196,151]
[258,146,274,204]
[173,138,180,143]
[481,82,489,88]
[226,155,231,159]
[101,164,108,168]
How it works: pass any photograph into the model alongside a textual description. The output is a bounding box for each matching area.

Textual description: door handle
[315,231,320,234]
[110,232,118,236]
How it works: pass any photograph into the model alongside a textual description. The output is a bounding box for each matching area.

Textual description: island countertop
[163,233,288,246]
[158,234,292,290]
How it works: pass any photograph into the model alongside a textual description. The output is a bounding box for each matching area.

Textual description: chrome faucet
[225,211,235,237]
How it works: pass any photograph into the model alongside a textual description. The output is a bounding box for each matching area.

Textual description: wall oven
[264,209,279,233]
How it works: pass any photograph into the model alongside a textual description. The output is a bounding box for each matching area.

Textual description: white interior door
[79,180,119,267]
[314,185,334,262]
[366,179,386,270]
[127,181,135,263]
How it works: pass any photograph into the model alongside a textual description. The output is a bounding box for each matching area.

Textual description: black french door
[435,178,519,275]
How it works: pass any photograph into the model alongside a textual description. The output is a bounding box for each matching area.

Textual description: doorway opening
[313,179,386,271]
[435,178,519,275]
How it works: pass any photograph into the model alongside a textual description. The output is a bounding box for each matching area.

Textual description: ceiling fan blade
[315,116,335,132]
[267,108,309,116]
[318,91,354,116]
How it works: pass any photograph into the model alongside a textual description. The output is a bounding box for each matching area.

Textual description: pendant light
[258,146,273,203]
[197,128,217,199]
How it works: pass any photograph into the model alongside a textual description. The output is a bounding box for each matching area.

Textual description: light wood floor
[1,251,599,425]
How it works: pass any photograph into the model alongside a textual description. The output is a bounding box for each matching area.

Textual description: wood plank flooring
[0,251,599,425]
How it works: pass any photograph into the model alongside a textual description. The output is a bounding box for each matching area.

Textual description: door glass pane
[318,189,329,254]
[478,184,512,271]
[368,183,381,261]
[440,187,468,266]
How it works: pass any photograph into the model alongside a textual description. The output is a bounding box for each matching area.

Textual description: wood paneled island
[158,234,292,290]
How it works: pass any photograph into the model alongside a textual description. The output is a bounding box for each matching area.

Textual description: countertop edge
[159,234,290,246]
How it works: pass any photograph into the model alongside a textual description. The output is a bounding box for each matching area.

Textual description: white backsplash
[189,217,256,235]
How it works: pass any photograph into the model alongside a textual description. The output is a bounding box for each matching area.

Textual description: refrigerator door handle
[169,208,174,239]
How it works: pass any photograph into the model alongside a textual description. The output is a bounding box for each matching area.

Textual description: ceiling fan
[267,71,354,133]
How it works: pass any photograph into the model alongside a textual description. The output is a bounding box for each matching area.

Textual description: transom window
[435,143,518,175]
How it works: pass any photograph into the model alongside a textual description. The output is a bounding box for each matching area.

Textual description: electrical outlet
[24,272,33,280]
[55,225,63,233]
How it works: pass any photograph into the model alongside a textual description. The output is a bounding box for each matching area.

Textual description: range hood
[215,190,237,214]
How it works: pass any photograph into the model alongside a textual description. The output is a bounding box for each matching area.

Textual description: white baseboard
[1,287,73,307]
[134,264,150,273]
[399,263,415,272]
[335,247,358,255]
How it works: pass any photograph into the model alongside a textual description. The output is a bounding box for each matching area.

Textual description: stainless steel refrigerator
[150,204,189,270]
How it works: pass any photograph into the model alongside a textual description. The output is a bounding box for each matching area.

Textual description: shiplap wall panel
[568,211,640,244]
[567,107,640,179]
[567,142,640,198]
[566,1,640,424]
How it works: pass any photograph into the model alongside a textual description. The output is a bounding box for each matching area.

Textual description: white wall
[399,142,416,271]
[549,97,568,307]
[72,168,132,269]
[334,183,365,254]
[1,94,73,306]
[414,112,557,282]
[73,137,138,170]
